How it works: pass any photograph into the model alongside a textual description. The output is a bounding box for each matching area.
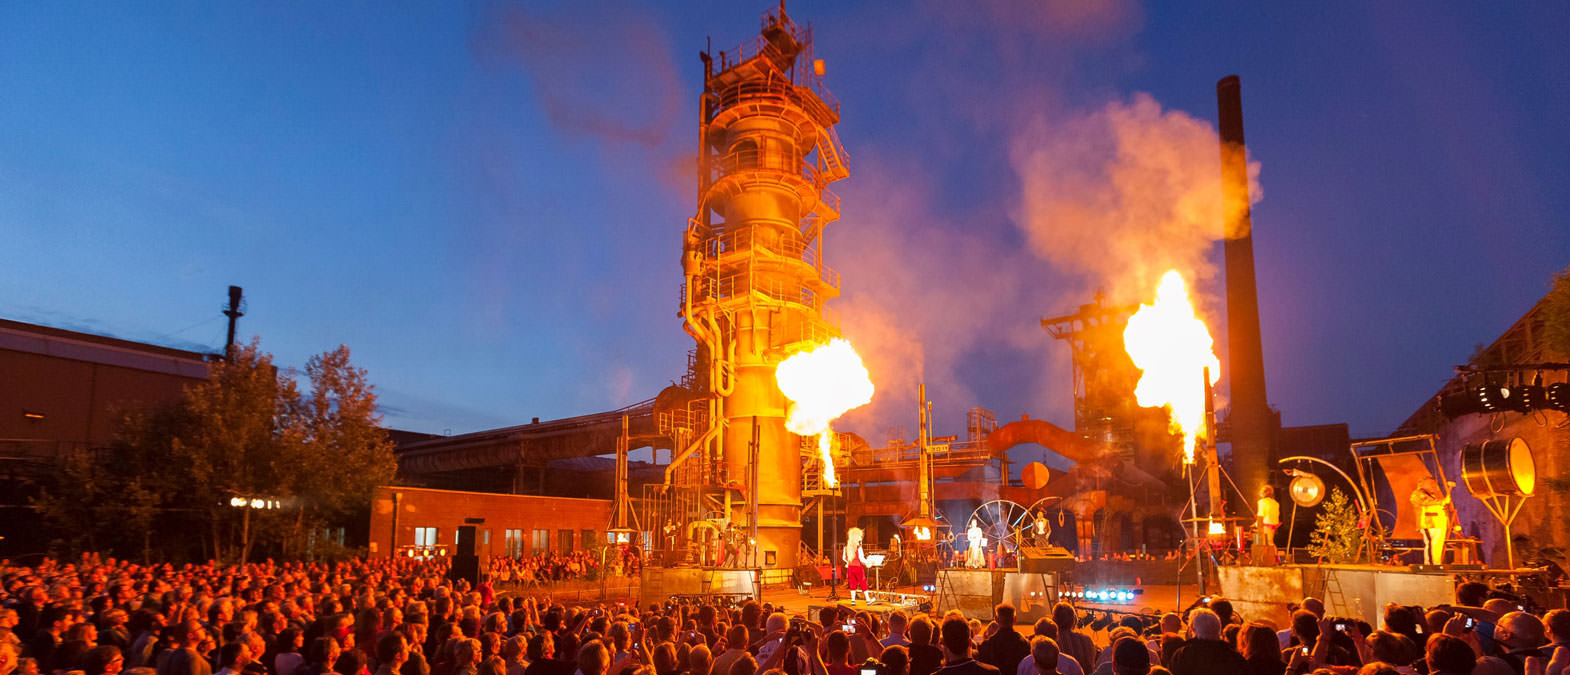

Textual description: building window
[581,530,595,549]
[532,529,549,554]
[483,530,491,546]
[506,529,524,557]
[414,527,438,549]
[559,529,574,552]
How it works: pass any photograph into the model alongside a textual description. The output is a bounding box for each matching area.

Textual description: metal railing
[713,20,839,118]
[697,271,821,308]
[701,228,837,292]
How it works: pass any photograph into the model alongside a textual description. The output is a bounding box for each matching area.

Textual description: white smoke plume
[1010,93,1263,303]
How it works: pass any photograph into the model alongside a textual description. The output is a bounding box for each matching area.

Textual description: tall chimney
[1216,76,1271,509]
[224,285,245,359]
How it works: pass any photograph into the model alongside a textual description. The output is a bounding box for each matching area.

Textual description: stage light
[1288,470,1326,508]
[1475,385,1511,413]
[1208,520,1226,535]
[1510,385,1545,412]
[1547,382,1570,413]
[1090,613,1112,631]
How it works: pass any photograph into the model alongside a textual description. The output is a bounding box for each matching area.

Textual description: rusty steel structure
[663,4,849,572]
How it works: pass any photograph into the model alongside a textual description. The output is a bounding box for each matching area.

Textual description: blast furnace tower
[673,4,848,572]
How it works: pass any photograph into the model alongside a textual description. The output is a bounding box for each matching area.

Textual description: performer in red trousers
[845,526,867,605]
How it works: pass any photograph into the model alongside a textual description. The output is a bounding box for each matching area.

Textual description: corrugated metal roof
[0,318,211,379]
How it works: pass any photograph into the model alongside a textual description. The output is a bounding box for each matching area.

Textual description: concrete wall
[368,486,614,558]
[1218,565,1455,628]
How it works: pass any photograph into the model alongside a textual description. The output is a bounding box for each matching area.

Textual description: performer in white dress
[965,519,986,568]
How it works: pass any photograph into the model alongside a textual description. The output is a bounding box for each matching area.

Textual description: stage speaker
[457,525,478,557]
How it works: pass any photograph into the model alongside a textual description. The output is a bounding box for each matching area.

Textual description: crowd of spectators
[1,554,1565,675]
[486,551,641,588]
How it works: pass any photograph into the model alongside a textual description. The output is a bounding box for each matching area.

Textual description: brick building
[367,486,614,558]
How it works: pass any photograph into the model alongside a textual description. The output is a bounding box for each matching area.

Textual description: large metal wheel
[1026,496,1063,514]
[966,499,1032,555]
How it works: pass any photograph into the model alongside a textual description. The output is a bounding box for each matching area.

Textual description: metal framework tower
[673,4,848,572]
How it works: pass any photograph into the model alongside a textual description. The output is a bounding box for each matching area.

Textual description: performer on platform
[965,519,986,568]
[1411,477,1453,565]
[1255,486,1280,544]
[845,527,868,605]
[1032,510,1052,547]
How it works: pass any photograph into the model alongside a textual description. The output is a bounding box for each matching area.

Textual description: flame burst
[1122,270,1220,463]
[775,338,875,487]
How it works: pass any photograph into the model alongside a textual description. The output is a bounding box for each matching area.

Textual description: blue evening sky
[3,2,1566,442]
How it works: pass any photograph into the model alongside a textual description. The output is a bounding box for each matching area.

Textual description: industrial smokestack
[224,285,245,359]
[1216,76,1271,508]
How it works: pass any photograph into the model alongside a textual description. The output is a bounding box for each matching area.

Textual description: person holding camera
[1473,611,1549,675]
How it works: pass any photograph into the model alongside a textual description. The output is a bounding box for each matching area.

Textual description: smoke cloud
[1010,93,1263,304]
[475,4,684,148]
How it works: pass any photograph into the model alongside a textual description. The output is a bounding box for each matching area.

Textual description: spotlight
[1547,382,1570,413]
[1510,385,1545,412]
[1090,612,1112,631]
[1288,470,1326,508]
[1475,385,1508,413]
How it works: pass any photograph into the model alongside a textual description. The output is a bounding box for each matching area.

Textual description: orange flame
[1122,270,1220,463]
[775,338,875,487]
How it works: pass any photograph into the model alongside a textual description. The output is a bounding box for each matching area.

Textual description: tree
[34,407,181,562]
[1306,488,1368,564]
[168,340,303,564]
[279,345,397,557]
[34,339,397,564]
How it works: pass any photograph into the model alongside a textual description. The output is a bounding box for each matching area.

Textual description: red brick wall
[368,486,614,558]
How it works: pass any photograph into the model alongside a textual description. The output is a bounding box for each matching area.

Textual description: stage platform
[639,566,762,606]
[933,568,1063,620]
[1217,564,1465,627]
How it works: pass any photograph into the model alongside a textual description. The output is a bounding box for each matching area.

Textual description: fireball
[1122,270,1220,463]
[775,338,875,486]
